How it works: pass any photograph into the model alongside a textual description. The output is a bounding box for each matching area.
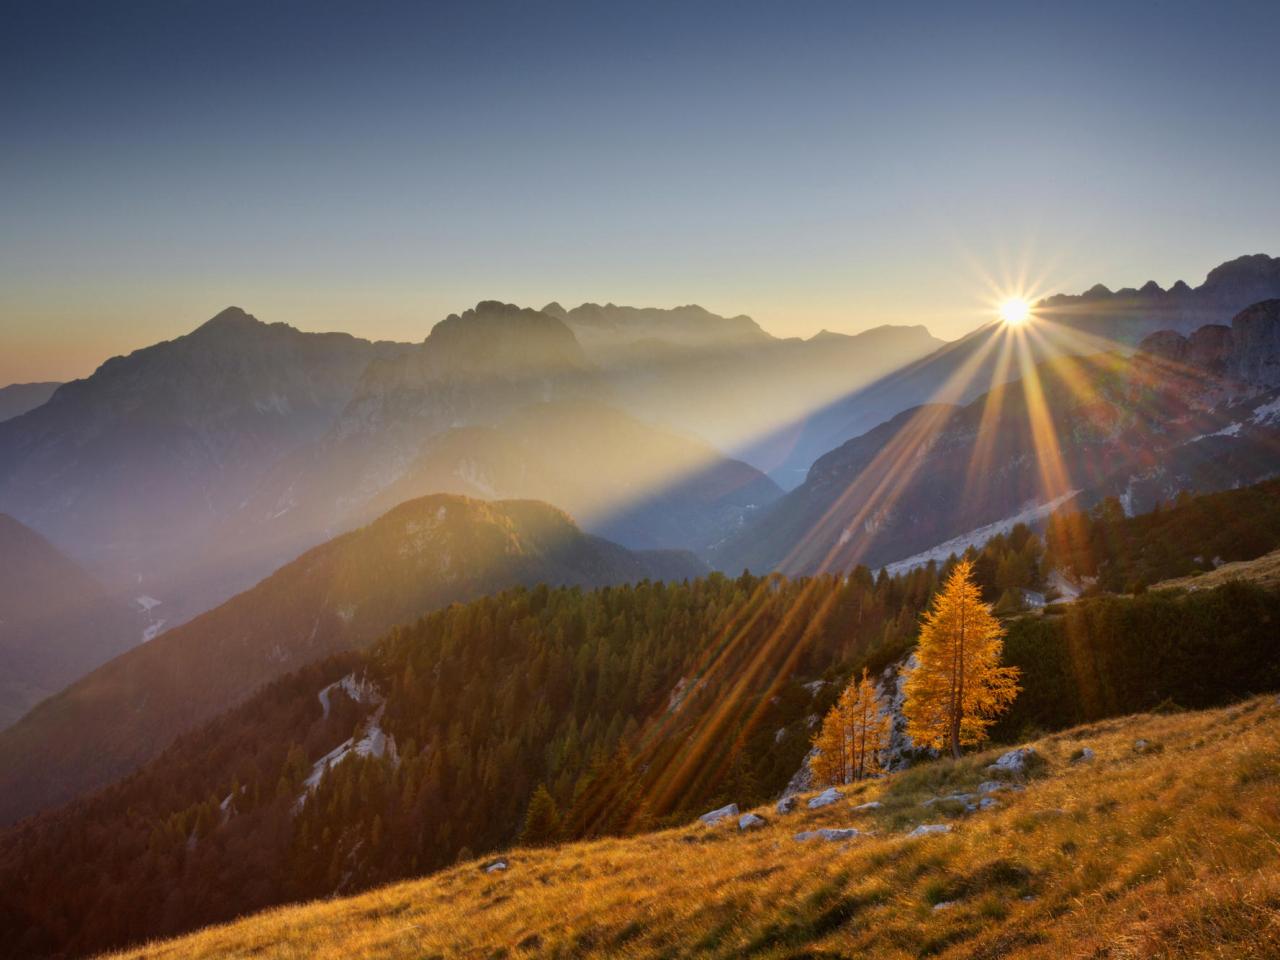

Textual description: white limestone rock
[794,827,860,842]
[907,823,952,838]
[807,787,843,809]
[699,803,739,826]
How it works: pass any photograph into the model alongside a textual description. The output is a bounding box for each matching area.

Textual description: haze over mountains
[0,516,142,730]
[0,254,1276,658]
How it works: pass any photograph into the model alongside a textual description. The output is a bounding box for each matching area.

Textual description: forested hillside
[4,478,1280,957]
[1045,478,1280,592]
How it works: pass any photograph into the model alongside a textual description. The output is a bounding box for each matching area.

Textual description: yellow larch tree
[904,557,1020,759]
[811,667,891,786]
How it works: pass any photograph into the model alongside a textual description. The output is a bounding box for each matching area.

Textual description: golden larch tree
[904,557,1020,759]
[811,667,891,785]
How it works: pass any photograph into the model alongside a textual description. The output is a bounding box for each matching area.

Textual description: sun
[998,297,1031,326]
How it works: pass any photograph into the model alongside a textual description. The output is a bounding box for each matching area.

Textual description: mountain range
[753,254,1280,483]
[717,299,1280,574]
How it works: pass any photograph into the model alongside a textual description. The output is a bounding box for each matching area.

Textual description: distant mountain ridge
[1038,253,1280,339]
[756,254,1280,484]
[0,494,705,826]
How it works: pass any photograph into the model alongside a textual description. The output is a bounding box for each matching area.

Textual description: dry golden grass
[105,696,1280,960]
[1152,548,1280,592]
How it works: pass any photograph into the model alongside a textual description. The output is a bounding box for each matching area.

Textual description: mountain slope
[0,382,60,423]
[101,694,1280,960]
[0,516,140,730]
[0,495,704,826]
[0,308,412,625]
[718,300,1280,574]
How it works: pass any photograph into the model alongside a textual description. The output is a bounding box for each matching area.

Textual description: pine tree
[904,558,1020,758]
[811,667,891,785]
[519,784,561,846]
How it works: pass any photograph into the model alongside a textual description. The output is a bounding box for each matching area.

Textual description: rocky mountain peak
[424,301,585,374]
[1201,253,1280,292]
[192,306,265,336]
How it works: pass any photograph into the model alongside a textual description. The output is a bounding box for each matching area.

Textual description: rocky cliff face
[1137,299,1280,389]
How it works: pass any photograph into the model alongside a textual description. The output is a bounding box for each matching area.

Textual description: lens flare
[999,297,1031,325]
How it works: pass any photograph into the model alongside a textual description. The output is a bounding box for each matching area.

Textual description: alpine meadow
[3,2,1280,958]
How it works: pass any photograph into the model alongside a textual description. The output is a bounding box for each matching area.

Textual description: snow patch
[298,703,398,807]
[1251,397,1280,425]
[318,672,382,719]
[883,490,1079,575]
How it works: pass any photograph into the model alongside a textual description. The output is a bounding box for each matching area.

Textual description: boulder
[978,780,1024,795]
[907,823,951,838]
[738,813,767,831]
[922,792,975,807]
[807,787,843,809]
[483,859,508,873]
[794,827,860,842]
[979,797,999,811]
[932,900,957,911]
[852,800,883,811]
[699,803,739,826]
[986,746,1037,777]
[775,796,797,815]
[1071,747,1095,764]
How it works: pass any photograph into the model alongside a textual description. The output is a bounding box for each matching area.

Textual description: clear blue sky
[3,0,1278,381]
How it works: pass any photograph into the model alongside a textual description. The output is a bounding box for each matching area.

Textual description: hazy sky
[3,0,1279,383]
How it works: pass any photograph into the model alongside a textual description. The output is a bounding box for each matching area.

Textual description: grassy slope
[1152,548,1280,593]
[105,695,1280,960]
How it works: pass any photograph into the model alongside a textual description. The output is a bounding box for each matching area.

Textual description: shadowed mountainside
[0,382,60,423]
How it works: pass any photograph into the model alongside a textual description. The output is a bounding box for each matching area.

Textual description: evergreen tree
[904,558,1020,758]
[519,784,561,846]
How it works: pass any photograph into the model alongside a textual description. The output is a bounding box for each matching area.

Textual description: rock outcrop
[699,803,739,826]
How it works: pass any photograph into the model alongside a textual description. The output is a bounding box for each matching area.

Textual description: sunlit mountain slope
[101,695,1280,960]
